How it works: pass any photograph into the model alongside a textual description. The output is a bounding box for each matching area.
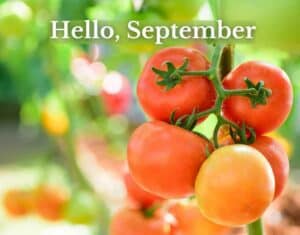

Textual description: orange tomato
[109,208,170,235]
[169,203,230,235]
[195,145,275,226]
[251,136,289,199]
[3,189,34,217]
[34,186,68,221]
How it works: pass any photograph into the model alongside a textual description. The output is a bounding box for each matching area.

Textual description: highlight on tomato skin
[127,120,212,199]
[222,61,293,135]
[124,172,163,209]
[109,208,171,235]
[195,145,275,227]
[137,47,216,123]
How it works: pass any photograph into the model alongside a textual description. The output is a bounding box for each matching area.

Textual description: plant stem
[247,219,264,235]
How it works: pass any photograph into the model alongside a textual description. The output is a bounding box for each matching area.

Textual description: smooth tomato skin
[195,145,275,226]
[251,136,289,199]
[127,121,211,199]
[169,203,229,235]
[138,47,215,122]
[124,172,163,208]
[222,61,293,135]
[109,208,170,235]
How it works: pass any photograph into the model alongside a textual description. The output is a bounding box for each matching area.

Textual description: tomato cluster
[3,185,103,224]
[3,185,68,221]
[124,45,292,232]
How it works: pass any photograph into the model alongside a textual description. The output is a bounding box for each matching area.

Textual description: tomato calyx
[153,58,189,90]
[142,204,160,218]
[153,44,273,148]
[244,78,272,107]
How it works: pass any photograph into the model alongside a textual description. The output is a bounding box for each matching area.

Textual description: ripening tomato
[124,172,163,208]
[41,108,69,136]
[3,189,34,217]
[251,136,289,199]
[222,61,293,135]
[109,208,170,235]
[35,186,68,221]
[195,145,275,226]
[137,47,215,122]
[100,72,132,115]
[169,203,230,235]
[127,120,212,199]
[267,132,293,157]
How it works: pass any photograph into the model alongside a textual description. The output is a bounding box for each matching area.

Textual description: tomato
[137,47,215,122]
[100,72,132,115]
[251,136,289,199]
[169,203,229,235]
[35,186,68,221]
[3,189,34,217]
[41,108,69,136]
[195,145,275,226]
[222,61,293,135]
[127,120,212,199]
[109,208,170,235]
[124,172,163,208]
[146,0,205,21]
[0,1,32,38]
[267,132,293,157]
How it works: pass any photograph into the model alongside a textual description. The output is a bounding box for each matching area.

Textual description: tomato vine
[152,44,270,235]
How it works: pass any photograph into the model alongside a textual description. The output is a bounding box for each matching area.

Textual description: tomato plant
[169,203,229,235]
[195,145,275,226]
[222,61,293,135]
[124,172,163,208]
[129,44,293,235]
[127,120,211,198]
[137,47,215,122]
[109,208,170,235]
[251,136,289,199]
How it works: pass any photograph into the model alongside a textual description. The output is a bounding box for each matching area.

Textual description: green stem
[247,219,264,235]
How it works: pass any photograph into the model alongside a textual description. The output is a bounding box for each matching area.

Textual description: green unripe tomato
[63,190,108,225]
[220,0,300,52]
[0,1,32,37]
[146,0,205,21]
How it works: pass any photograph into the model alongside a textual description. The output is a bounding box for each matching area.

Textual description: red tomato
[251,136,289,199]
[137,47,215,122]
[109,208,170,235]
[127,120,212,199]
[169,203,229,235]
[222,61,293,135]
[101,72,132,115]
[124,172,163,208]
